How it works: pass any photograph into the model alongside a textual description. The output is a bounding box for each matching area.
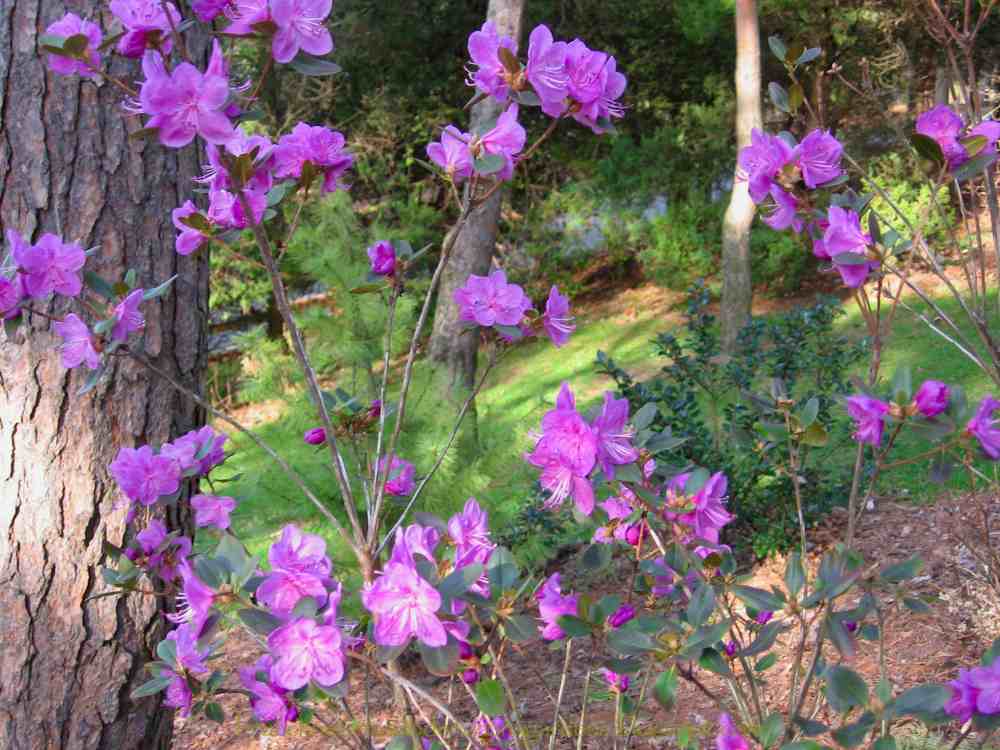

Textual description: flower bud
[303,427,327,445]
[913,380,950,418]
[755,610,774,625]
[607,604,636,629]
[462,668,480,685]
[724,641,738,657]
[367,240,396,276]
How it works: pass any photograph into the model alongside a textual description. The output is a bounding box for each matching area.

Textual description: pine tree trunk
[721,0,762,353]
[0,3,209,748]
[428,0,525,402]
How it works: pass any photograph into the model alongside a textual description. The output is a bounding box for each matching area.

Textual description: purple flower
[969,120,1000,155]
[191,494,237,530]
[12,231,85,299]
[602,669,630,693]
[388,524,440,568]
[454,269,532,328]
[542,285,575,347]
[166,622,211,675]
[724,641,738,657]
[563,40,627,133]
[132,41,234,148]
[110,445,182,505]
[591,391,639,478]
[526,25,570,117]
[755,610,774,625]
[170,560,216,634]
[967,396,1000,460]
[257,567,329,615]
[163,673,193,716]
[795,129,844,188]
[270,0,334,64]
[109,0,181,58]
[241,655,300,733]
[466,21,518,102]
[845,395,890,446]
[273,123,353,194]
[256,526,332,615]
[44,13,102,78]
[823,206,876,288]
[537,573,578,640]
[172,201,211,256]
[224,0,270,35]
[53,314,101,370]
[0,274,24,319]
[239,655,299,735]
[361,561,447,647]
[269,524,333,577]
[716,714,750,750]
[762,186,803,233]
[946,668,979,723]
[161,426,228,476]
[607,604,635,629]
[303,427,327,445]
[267,617,345,690]
[525,382,598,515]
[738,129,794,203]
[969,660,1000,714]
[463,668,480,685]
[665,471,733,550]
[427,126,474,183]
[367,241,396,276]
[112,289,145,343]
[917,105,967,168]
[447,498,493,560]
[130,520,191,581]
[191,0,231,22]
[473,716,513,749]
[380,454,416,497]
[914,380,950,417]
[207,187,267,230]
[473,104,527,181]
[198,128,276,193]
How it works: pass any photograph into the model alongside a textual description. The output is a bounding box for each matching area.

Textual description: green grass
[218,281,1000,582]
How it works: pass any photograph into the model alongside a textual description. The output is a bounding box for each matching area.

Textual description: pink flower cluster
[466,22,627,133]
[525,383,639,515]
[223,0,334,64]
[946,658,1000,723]
[663,471,733,556]
[454,274,575,348]
[917,105,1000,170]
[426,105,526,183]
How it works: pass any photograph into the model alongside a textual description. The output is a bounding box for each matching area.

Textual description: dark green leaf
[132,675,173,699]
[143,275,177,301]
[238,608,283,636]
[502,615,537,643]
[768,36,788,62]
[287,52,342,76]
[556,615,592,638]
[732,585,785,613]
[156,638,178,667]
[874,737,897,750]
[800,397,819,428]
[684,468,710,495]
[825,665,869,713]
[887,685,951,719]
[879,556,923,584]
[84,271,116,300]
[794,718,828,737]
[438,563,483,599]
[475,678,506,717]
[699,647,732,677]
[758,714,785,748]
[487,547,519,592]
[801,422,828,447]
[769,82,790,113]
[633,402,659,431]
[755,653,779,672]
[686,581,716,628]
[797,47,822,64]
[785,552,805,598]
[831,712,875,748]
[903,596,932,614]
[982,637,1000,666]
[607,625,656,656]
[741,621,786,658]
[953,151,998,182]
[204,701,225,723]
[473,154,506,176]
[653,668,678,710]
[418,638,459,676]
[910,134,945,165]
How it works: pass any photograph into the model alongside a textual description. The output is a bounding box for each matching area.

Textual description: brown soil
[172,500,996,750]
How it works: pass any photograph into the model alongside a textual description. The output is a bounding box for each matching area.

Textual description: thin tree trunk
[721,0,762,353]
[0,3,209,748]
[428,0,525,411]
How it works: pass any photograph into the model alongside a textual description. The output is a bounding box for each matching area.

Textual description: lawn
[217,279,1000,582]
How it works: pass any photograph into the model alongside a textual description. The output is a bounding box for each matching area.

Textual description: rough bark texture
[720,0,763,353]
[427,0,525,395]
[0,4,209,749]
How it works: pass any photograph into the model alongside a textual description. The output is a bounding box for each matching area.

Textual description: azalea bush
[5,2,1000,749]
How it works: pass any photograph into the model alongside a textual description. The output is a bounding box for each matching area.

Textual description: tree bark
[428,0,525,397]
[721,0,762,354]
[0,3,209,749]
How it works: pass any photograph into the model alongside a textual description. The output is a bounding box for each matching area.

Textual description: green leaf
[825,615,857,660]
[494,323,524,341]
[684,468,710,495]
[607,625,656,656]
[77,366,105,397]
[287,52,342,76]
[903,596,932,614]
[143,275,177,301]
[982,637,1000,666]
[891,365,912,404]
[686,581,716,628]
[910,133,945,165]
[438,563,483,600]
[156,638,178,668]
[879,555,923,583]
[755,653,779,672]
[633,402,659,431]
[785,552,805,598]
[741,621,786,658]
[953,151,998,182]
[502,614,538,643]
[292,596,319,618]
[769,82,790,113]
[473,154,506,176]
[801,422,828,447]
[874,737,897,750]
[758,713,785,749]
[793,718,829,737]
[385,738,415,750]
[132,675,173,699]
[653,667,678,710]
[732,585,785,613]
[516,90,541,107]
[699,647,732,677]
[204,701,225,723]
[800,397,819,428]
[238,608,283,636]
[556,615,592,638]
[825,665,869,713]
[486,547,519,593]
[887,685,952,719]
[798,47,822,64]
[84,271,116,300]
[418,638,459,676]
[768,35,788,62]
[475,678,506,717]
[831,712,875,748]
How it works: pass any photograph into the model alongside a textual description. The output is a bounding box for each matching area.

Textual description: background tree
[721,0,763,352]
[427,0,526,418]
[0,3,209,747]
